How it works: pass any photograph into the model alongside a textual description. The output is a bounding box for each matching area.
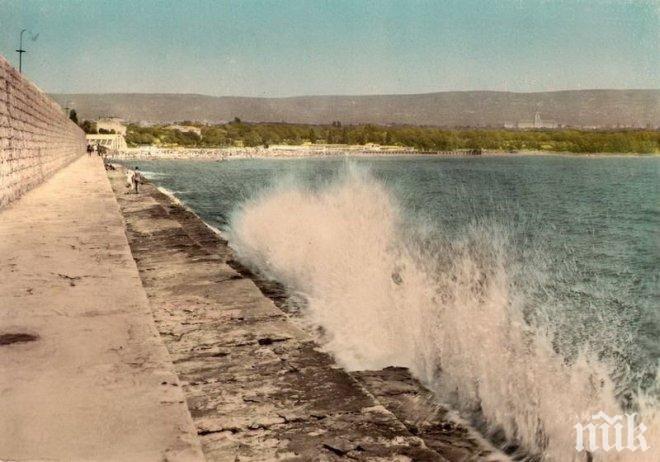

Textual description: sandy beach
[109,146,657,161]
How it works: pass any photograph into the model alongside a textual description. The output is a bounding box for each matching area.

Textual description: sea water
[122,155,659,460]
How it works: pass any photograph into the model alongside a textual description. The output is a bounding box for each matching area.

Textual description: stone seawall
[108,167,505,461]
[0,55,85,208]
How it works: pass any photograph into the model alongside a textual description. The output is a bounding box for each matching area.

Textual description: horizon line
[50,88,660,100]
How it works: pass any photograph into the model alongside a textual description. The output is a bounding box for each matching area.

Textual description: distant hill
[52,90,660,128]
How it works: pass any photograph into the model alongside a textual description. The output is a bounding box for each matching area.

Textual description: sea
[119,154,659,461]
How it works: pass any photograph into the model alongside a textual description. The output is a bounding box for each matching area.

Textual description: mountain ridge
[52,90,660,128]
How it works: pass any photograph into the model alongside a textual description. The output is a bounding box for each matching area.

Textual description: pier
[1,56,500,461]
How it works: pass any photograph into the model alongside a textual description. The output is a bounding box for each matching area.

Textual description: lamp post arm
[17,29,28,73]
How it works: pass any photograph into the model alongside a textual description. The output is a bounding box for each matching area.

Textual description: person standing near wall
[131,167,143,194]
[125,169,133,190]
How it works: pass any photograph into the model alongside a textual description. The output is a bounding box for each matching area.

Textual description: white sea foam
[140,170,168,179]
[156,186,185,205]
[227,165,658,461]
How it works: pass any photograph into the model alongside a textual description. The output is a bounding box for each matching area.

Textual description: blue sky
[0,0,657,96]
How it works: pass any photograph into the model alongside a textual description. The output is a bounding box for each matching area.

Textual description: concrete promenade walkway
[0,156,204,461]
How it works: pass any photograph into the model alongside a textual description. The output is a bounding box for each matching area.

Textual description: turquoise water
[122,155,659,459]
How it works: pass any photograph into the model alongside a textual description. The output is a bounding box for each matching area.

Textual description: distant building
[86,133,127,151]
[515,112,558,129]
[165,124,202,136]
[96,117,127,135]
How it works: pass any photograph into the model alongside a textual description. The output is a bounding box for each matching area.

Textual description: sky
[0,0,657,97]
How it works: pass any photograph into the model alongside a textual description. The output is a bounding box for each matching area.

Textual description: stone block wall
[0,55,85,208]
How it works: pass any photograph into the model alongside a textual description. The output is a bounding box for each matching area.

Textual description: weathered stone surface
[109,170,448,460]
[109,169,513,461]
[353,368,505,461]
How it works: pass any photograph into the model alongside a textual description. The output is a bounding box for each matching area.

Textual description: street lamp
[16,29,39,73]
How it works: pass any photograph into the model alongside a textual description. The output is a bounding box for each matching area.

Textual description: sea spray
[228,165,658,461]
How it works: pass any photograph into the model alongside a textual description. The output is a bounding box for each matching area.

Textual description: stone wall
[0,55,85,208]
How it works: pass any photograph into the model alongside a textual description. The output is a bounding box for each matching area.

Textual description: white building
[165,124,202,136]
[86,133,127,151]
[517,112,558,129]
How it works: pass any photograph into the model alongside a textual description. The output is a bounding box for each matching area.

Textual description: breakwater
[0,56,85,207]
[129,156,660,460]
[108,166,503,460]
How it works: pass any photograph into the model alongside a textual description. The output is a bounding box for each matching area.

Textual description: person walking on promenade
[132,167,143,194]
[86,144,93,156]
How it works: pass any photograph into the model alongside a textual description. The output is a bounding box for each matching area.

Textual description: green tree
[80,120,97,134]
[308,128,317,143]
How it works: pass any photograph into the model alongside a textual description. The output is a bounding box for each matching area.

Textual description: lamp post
[16,29,39,73]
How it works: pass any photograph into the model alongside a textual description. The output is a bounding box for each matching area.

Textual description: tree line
[82,117,659,154]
